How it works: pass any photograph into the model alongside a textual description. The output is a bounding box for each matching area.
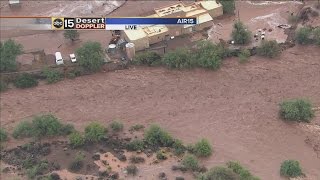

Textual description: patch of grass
[227,161,260,180]
[129,124,145,131]
[156,150,167,160]
[14,73,38,89]
[126,164,138,176]
[12,121,34,139]
[134,51,161,66]
[109,121,124,132]
[26,161,49,180]
[295,27,313,45]
[257,40,281,58]
[182,154,199,171]
[194,139,212,157]
[144,124,174,147]
[279,99,314,122]
[0,128,8,142]
[85,122,106,142]
[60,124,75,135]
[43,68,62,84]
[129,155,145,164]
[200,166,239,180]
[238,49,251,64]
[172,139,185,156]
[69,131,85,148]
[126,139,145,151]
[280,160,303,178]
[69,152,85,172]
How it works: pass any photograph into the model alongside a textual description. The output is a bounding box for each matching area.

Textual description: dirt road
[1,45,320,179]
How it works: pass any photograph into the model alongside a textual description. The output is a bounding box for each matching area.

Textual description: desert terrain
[0,0,320,180]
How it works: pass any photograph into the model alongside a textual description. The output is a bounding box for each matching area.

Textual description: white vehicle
[55,52,64,65]
[70,53,76,63]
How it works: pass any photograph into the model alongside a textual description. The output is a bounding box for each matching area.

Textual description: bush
[129,155,145,164]
[126,164,138,176]
[126,139,145,151]
[31,114,63,139]
[162,48,193,69]
[279,99,314,122]
[194,41,225,70]
[12,121,34,139]
[69,131,85,148]
[182,154,199,171]
[134,51,161,66]
[0,81,8,92]
[256,40,281,58]
[14,73,38,89]
[0,128,8,142]
[172,139,185,155]
[295,27,313,45]
[129,124,145,131]
[156,150,167,160]
[76,41,104,72]
[313,27,320,45]
[110,121,124,132]
[238,49,251,63]
[60,124,75,135]
[280,160,303,177]
[0,39,23,72]
[194,139,212,157]
[85,122,106,142]
[69,152,85,172]
[227,161,260,180]
[43,68,62,84]
[64,30,80,42]
[144,124,174,147]
[202,166,239,180]
[231,21,251,45]
[220,0,235,14]
[26,161,49,179]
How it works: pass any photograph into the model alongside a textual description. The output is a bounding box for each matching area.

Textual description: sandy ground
[1,45,320,179]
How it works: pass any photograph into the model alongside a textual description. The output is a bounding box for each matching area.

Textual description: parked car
[70,53,76,63]
[55,52,64,65]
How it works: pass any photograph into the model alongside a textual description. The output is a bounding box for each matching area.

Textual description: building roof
[198,13,213,23]
[124,28,147,41]
[185,9,207,17]
[155,3,184,17]
[142,25,168,37]
[199,1,222,11]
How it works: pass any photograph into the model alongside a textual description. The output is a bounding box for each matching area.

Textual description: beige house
[122,0,223,51]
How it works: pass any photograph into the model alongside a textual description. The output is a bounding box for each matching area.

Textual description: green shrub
[85,122,106,142]
[280,160,303,177]
[12,121,34,139]
[69,131,85,148]
[69,152,85,172]
[0,39,22,72]
[238,49,251,63]
[76,41,104,72]
[172,139,185,155]
[156,150,167,160]
[14,73,38,89]
[0,128,8,142]
[129,124,145,131]
[231,21,251,45]
[60,124,75,135]
[31,114,63,138]
[182,154,199,171]
[126,139,145,151]
[279,99,314,122]
[129,155,145,164]
[186,144,195,153]
[126,164,138,176]
[202,166,239,180]
[0,81,8,92]
[194,41,225,70]
[313,27,320,45]
[256,40,281,58]
[194,139,212,157]
[134,51,161,66]
[162,48,193,69]
[26,161,49,179]
[144,124,174,147]
[227,161,260,180]
[110,121,124,132]
[295,27,313,45]
[220,0,235,14]
[43,68,62,84]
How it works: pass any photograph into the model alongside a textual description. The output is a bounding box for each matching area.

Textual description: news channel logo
[51,17,64,30]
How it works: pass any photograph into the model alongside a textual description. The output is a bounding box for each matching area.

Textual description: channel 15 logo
[51,17,64,30]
